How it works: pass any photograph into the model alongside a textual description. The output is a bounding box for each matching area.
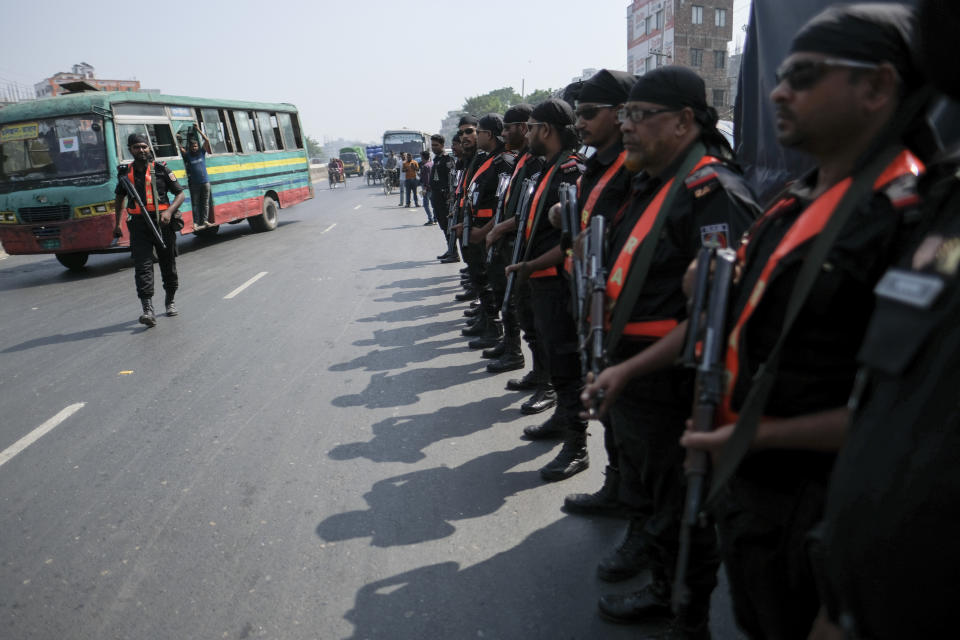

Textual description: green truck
[338,146,366,177]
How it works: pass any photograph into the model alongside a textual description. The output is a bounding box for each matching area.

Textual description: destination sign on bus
[1,122,39,143]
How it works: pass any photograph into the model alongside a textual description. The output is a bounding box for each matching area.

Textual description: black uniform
[603,144,758,620]
[115,161,183,300]
[577,140,632,226]
[717,150,922,639]
[430,152,456,232]
[471,146,516,307]
[817,152,960,639]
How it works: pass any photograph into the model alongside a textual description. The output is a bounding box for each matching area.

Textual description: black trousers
[432,193,450,232]
[529,277,584,426]
[608,368,718,614]
[714,477,825,640]
[129,215,178,300]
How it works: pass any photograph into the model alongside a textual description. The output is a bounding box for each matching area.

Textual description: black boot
[463,306,482,318]
[138,298,156,327]
[563,466,624,516]
[468,319,502,349]
[461,310,492,337]
[486,350,524,373]
[597,580,672,624]
[520,387,557,415]
[506,370,545,391]
[539,431,589,481]
[597,517,652,582]
[482,338,507,359]
[455,289,477,302]
[164,291,178,317]
[521,408,567,439]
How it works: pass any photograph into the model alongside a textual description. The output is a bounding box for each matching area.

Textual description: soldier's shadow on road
[329,393,526,464]
[1,320,146,352]
[330,361,490,409]
[317,443,548,547]
[355,300,463,324]
[362,260,436,271]
[338,516,643,639]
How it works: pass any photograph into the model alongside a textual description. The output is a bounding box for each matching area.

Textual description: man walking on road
[420,150,434,225]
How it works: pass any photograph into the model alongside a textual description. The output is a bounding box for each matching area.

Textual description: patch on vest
[700,223,729,248]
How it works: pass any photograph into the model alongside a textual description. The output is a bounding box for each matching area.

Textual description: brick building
[626,1,734,109]
[34,63,140,98]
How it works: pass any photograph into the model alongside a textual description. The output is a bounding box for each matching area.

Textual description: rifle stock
[117,170,166,249]
[485,173,513,264]
[499,179,535,317]
[671,247,737,614]
[586,214,606,412]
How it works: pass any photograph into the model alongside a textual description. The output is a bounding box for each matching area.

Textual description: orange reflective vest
[125,163,169,215]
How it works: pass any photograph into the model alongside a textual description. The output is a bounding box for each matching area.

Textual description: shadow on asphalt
[330,361,490,409]
[327,393,528,464]
[1,320,146,352]
[329,335,465,373]
[317,443,548,547]
[361,260,438,272]
[338,516,649,639]
[355,300,462,324]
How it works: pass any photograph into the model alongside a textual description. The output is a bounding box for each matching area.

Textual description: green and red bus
[0,91,312,270]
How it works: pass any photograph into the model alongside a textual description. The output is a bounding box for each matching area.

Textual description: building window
[715,50,726,69]
[713,89,725,107]
[692,5,703,25]
[646,15,654,34]
[716,8,727,27]
[691,48,703,67]
[656,9,664,29]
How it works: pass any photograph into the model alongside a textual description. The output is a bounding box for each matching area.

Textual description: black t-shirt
[606,147,758,350]
[578,140,633,226]
[503,151,543,220]
[729,158,922,489]
[821,158,960,639]
[115,161,183,210]
[524,150,584,264]
[471,145,515,219]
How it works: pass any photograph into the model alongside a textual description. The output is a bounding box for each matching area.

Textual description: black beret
[127,133,149,146]
[531,98,575,127]
[628,65,707,110]
[478,113,504,137]
[504,103,533,124]
[578,69,636,105]
[458,114,480,127]
[790,3,918,87]
[561,81,583,109]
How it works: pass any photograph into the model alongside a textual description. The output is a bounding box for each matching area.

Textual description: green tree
[305,135,324,159]
[523,89,553,105]
[462,86,522,116]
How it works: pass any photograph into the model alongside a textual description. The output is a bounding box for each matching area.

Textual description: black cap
[561,81,583,109]
[578,69,636,105]
[127,133,149,146]
[478,113,504,137]
[458,114,480,127]
[530,98,575,127]
[790,3,918,88]
[628,65,708,110]
[504,103,533,124]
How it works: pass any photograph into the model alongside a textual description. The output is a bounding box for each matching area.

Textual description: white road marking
[322,223,337,234]
[224,271,268,299]
[0,403,85,469]
[353,205,362,210]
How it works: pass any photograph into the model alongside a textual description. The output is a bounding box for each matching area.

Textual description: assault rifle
[584,214,607,413]
[462,181,478,248]
[446,169,463,248]
[499,178,536,317]
[558,184,588,363]
[117,165,165,249]
[671,246,737,614]
[485,172,514,264]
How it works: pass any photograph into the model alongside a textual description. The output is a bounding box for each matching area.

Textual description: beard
[624,149,645,172]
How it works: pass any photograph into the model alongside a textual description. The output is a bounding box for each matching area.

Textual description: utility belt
[127,203,169,216]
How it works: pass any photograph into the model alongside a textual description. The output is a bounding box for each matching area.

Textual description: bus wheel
[56,252,89,271]
[250,195,279,232]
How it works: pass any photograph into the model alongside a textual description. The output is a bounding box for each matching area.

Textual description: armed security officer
[463,113,516,351]
[505,98,588,481]
[674,6,927,638]
[560,68,637,518]
[440,133,464,264]
[453,116,482,304]
[811,1,960,637]
[431,134,457,260]
[113,133,185,327]
[579,68,758,636]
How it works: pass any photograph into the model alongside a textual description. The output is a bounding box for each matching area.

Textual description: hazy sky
[1,0,750,144]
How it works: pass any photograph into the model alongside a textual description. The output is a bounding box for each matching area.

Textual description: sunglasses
[459,127,477,135]
[575,104,615,120]
[616,106,680,124]
[775,57,880,91]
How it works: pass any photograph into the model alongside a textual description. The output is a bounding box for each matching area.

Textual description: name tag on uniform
[874,268,944,309]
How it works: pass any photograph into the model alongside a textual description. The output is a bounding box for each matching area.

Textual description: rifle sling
[521,154,568,263]
[605,142,706,355]
[705,143,903,506]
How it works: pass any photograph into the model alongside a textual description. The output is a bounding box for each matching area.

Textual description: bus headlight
[0,211,15,224]
[74,202,113,217]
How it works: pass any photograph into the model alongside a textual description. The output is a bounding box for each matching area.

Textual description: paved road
[0,176,742,639]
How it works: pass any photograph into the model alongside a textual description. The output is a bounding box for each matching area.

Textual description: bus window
[199,108,230,154]
[256,112,279,151]
[218,109,235,152]
[277,112,301,149]
[231,110,260,153]
[116,123,177,161]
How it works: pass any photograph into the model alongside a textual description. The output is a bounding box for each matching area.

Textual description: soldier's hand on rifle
[469,227,486,244]
[680,418,734,464]
[580,365,627,419]
[504,260,532,284]
[160,211,172,226]
[452,222,464,234]
[548,202,563,229]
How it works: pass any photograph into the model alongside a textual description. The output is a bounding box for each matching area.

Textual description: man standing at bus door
[402,153,420,208]
[113,133,185,327]
[420,150,434,225]
[178,124,213,229]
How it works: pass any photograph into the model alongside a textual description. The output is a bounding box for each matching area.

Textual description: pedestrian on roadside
[402,153,420,208]
[420,150,434,225]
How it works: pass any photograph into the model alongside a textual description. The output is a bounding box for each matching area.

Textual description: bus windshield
[383,131,425,156]
[0,116,108,191]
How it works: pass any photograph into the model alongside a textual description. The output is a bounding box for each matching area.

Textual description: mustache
[775,106,794,121]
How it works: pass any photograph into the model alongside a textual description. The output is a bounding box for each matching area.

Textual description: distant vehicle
[338,150,364,177]
[0,91,312,270]
[382,130,429,157]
